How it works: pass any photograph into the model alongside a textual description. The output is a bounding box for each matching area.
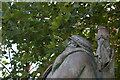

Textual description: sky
[0,44,39,78]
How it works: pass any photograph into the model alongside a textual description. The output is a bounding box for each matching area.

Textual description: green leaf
[2,61,9,64]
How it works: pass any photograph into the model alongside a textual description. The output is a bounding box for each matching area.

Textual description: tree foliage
[1,2,120,79]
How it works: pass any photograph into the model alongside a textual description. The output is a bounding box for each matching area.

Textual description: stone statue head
[67,35,93,52]
[95,26,109,40]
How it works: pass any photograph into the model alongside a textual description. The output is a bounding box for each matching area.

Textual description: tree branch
[0,62,10,73]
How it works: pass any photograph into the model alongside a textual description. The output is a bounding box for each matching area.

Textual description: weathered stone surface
[42,26,114,79]
[48,51,97,78]
[42,35,98,78]
[95,26,114,78]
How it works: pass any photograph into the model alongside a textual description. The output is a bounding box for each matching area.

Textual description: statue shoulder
[65,51,95,66]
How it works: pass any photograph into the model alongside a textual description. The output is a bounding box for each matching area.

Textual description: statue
[95,26,114,78]
[42,35,98,79]
[41,26,114,79]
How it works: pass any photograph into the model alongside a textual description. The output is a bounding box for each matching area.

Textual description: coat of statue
[41,26,114,79]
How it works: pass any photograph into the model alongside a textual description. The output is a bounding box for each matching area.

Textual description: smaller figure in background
[95,26,114,78]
